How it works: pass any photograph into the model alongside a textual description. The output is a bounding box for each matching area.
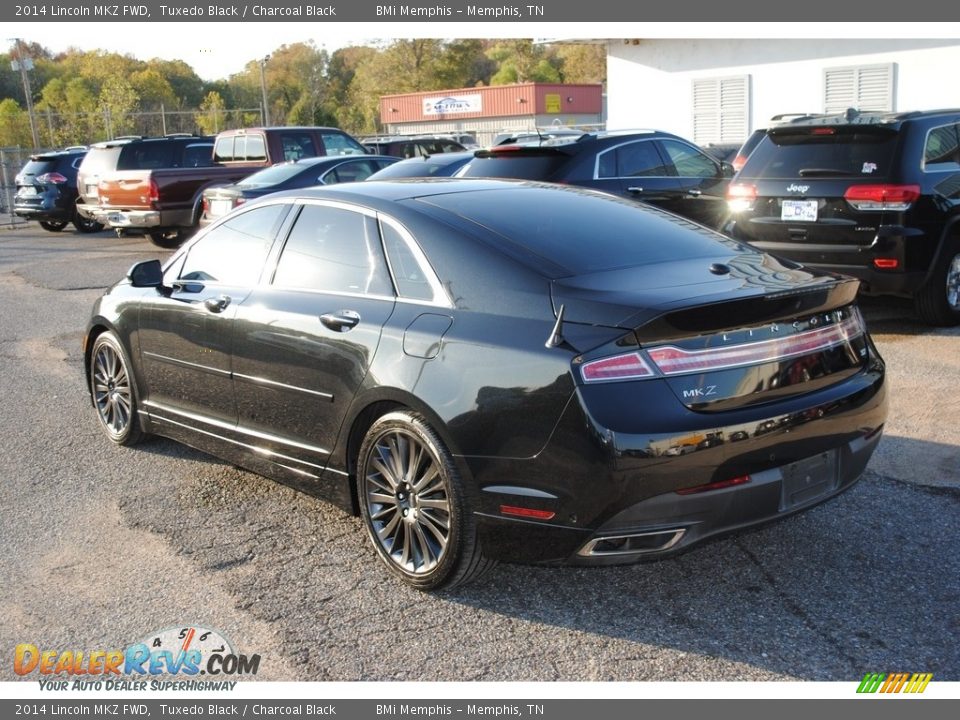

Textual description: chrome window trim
[377,213,453,309]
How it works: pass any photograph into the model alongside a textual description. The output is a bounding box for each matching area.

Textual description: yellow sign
[545,93,562,114]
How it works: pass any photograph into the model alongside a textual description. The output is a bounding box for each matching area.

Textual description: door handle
[687,188,703,197]
[626,186,644,193]
[204,295,231,313]
[320,310,361,332]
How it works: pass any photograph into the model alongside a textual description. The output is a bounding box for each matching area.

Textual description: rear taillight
[844,184,920,212]
[647,313,864,376]
[148,178,160,208]
[580,352,655,383]
[726,182,757,212]
[580,311,866,384]
[234,198,246,207]
[35,172,68,184]
[732,155,747,172]
[202,197,209,214]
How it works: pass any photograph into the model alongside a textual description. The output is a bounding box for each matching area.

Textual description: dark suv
[458,130,735,228]
[14,148,104,233]
[725,109,960,325]
[75,135,214,223]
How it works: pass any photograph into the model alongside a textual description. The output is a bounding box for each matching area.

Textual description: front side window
[273,204,393,296]
[281,133,317,161]
[659,140,720,178]
[180,204,287,285]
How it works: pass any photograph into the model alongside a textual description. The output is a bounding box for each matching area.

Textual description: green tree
[195,91,226,135]
[487,40,562,84]
[0,98,32,147]
[435,39,495,89]
[553,43,606,85]
[98,75,140,139]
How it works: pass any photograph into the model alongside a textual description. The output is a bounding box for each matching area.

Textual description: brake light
[726,183,757,212]
[580,352,655,383]
[873,258,900,269]
[811,127,836,135]
[646,313,864,376]
[35,172,68,184]
[844,184,920,212]
[148,178,160,208]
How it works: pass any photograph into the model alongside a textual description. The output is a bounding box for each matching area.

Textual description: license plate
[780,450,839,511]
[781,199,818,222]
[107,212,125,225]
[209,200,233,217]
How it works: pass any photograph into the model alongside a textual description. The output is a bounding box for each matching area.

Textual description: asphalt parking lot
[0,223,957,683]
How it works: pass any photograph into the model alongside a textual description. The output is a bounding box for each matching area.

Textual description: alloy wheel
[92,341,133,438]
[363,428,452,576]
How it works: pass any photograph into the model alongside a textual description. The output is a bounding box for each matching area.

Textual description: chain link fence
[0,147,41,228]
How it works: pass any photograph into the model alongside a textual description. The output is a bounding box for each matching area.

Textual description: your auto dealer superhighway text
[159,4,336,15]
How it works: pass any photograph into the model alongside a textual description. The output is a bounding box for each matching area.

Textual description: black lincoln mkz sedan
[85,180,887,589]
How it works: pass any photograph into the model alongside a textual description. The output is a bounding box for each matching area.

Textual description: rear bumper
[473,355,887,565]
[93,208,161,229]
[726,220,933,297]
[14,194,72,222]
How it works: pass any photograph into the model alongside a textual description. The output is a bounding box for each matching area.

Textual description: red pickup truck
[88,127,369,247]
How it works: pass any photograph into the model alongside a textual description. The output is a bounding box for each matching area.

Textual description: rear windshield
[369,156,470,178]
[20,159,61,177]
[415,186,728,277]
[741,126,899,179]
[457,152,569,180]
[80,147,123,174]
[238,162,308,188]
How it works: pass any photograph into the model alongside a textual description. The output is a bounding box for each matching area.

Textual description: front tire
[89,332,145,446]
[39,219,68,232]
[915,239,960,326]
[357,411,493,590]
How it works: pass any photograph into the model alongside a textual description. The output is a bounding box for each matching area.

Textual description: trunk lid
[97,171,154,210]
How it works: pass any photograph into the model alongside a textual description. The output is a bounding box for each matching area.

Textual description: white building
[605,38,960,143]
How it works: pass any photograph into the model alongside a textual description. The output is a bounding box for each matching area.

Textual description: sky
[12,22,960,82]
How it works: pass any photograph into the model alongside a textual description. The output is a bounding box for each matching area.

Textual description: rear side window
[458,152,568,180]
[80,147,123,175]
[380,221,435,301]
[923,123,960,171]
[320,131,367,156]
[743,127,899,179]
[118,142,177,170]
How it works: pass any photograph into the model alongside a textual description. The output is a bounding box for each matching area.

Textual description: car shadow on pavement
[441,461,960,681]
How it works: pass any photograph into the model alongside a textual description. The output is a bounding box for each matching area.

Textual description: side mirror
[720,161,736,178]
[127,259,163,288]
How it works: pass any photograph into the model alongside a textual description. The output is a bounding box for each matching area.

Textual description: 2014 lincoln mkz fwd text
[84,179,887,589]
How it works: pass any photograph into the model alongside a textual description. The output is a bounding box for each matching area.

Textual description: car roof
[255,178,557,205]
[283,154,398,167]
[779,107,960,129]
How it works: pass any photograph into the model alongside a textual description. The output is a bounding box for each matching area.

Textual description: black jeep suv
[458,130,735,229]
[14,148,104,233]
[725,109,960,325]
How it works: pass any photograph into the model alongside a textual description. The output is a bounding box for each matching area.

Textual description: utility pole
[9,38,40,148]
[259,55,270,126]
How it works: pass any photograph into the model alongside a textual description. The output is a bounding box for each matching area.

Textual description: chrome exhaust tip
[577,528,686,557]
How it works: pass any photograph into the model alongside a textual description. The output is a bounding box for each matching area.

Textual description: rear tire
[39,220,68,232]
[148,228,186,249]
[73,215,104,233]
[357,410,495,590]
[914,239,960,326]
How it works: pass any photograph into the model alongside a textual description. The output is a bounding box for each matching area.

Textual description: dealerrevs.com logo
[857,673,933,694]
[14,625,261,691]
